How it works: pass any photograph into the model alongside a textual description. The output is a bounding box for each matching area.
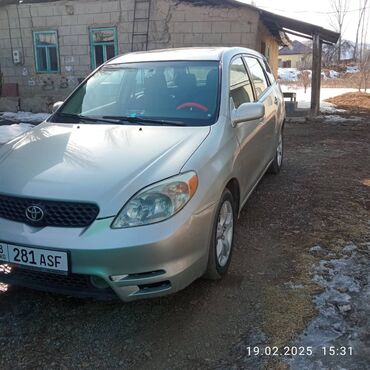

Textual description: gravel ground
[0,114,369,370]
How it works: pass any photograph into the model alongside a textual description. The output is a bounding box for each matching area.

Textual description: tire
[269,130,284,174]
[204,188,236,280]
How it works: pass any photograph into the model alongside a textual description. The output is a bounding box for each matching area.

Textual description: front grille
[0,264,117,300]
[0,194,99,227]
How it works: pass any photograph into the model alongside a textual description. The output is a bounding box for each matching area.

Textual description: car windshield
[55,61,220,126]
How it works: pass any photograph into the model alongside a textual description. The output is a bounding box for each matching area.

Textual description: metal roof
[178,1,340,45]
[259,9,340,44]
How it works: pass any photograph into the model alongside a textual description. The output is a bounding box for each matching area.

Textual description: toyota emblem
[25,205,44,222]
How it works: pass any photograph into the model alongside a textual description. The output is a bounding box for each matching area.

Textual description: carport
[258,10,340,116]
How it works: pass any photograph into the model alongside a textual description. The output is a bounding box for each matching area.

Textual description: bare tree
[359,4,369,61]
[358,7,370,92]
[322,44,338,67]
[298,70,311,93]
[329,0,349,62]
[358,49,370,91]
[354,0,369,60]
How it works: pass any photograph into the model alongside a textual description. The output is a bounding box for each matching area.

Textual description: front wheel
[269,131,283,174]
[204,189,236,280]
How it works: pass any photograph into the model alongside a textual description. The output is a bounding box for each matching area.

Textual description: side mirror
[52,101,64,113]
[231,102,265,127]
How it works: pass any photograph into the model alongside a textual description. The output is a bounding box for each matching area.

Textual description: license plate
[0,242,68,273]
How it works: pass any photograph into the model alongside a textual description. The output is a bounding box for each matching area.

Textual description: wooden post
[310,33,323,116]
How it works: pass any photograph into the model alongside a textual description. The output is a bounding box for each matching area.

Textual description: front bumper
[0,203,216,301]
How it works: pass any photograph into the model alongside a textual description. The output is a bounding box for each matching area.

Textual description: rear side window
[229,57,254,108]
[244,57,269,100]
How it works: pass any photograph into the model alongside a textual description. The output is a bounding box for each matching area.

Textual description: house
[279,40,312,69]
[0,0,339,113]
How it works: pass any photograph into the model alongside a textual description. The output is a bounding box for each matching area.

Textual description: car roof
[108,47,262,64]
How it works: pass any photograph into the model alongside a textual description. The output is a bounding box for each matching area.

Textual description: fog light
[90,276,109,289]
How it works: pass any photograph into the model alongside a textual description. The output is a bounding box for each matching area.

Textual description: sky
[241,0,370,43]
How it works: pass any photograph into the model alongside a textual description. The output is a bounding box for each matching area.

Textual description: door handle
[274,97,279,105]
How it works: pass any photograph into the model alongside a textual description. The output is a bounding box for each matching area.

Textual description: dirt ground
[0,114,369,370]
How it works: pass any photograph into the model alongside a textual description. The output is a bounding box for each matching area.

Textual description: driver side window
[230,57,254,108]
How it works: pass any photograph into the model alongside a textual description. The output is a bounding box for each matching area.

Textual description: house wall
[0,0,280,112]
[255,21,279,75]
[278,53,312,69]
[148,0,259,51]
[0,0,135,111]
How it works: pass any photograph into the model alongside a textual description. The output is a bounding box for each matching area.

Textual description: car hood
[0,122,210,217]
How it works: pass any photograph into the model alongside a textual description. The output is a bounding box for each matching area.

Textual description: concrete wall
[148,0,259,50]
[0,0,279,112]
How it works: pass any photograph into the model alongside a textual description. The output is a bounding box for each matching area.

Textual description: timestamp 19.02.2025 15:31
[246,346,353,357]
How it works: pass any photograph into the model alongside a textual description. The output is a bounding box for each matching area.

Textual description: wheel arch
[225,178,240,216]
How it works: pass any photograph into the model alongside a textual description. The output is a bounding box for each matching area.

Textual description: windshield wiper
[102,116,185,126]
[55,112,125,125]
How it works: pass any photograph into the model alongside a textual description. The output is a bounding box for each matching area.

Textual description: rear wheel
[204,189,236,280]
[269,131,283,174]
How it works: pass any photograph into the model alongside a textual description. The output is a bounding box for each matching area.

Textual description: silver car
[0,47,285,301]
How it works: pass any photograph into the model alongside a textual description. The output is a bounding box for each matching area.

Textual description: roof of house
[279,40,312,55]
[179,0,339,44]
[0,0,340,44]
[259,9,339,44]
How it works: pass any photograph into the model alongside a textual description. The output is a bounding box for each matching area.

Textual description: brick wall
[0,0,279,111]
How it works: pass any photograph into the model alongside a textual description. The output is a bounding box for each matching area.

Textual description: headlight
[111,172,198,229]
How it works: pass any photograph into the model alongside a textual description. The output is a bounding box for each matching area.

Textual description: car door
[261,58,285,142]
[229,56,267,202]
[243,56,277,166]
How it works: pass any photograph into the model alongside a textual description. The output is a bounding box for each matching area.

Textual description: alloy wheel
[215,200,234,267]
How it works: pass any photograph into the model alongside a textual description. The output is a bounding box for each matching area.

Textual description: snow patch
[322,115,364,124]
[328,70,339,79]
[278,68,340,82]
[346,66,360,74]
[287,244,370,370]
[1,111,49,124]
[278,68,299,81]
